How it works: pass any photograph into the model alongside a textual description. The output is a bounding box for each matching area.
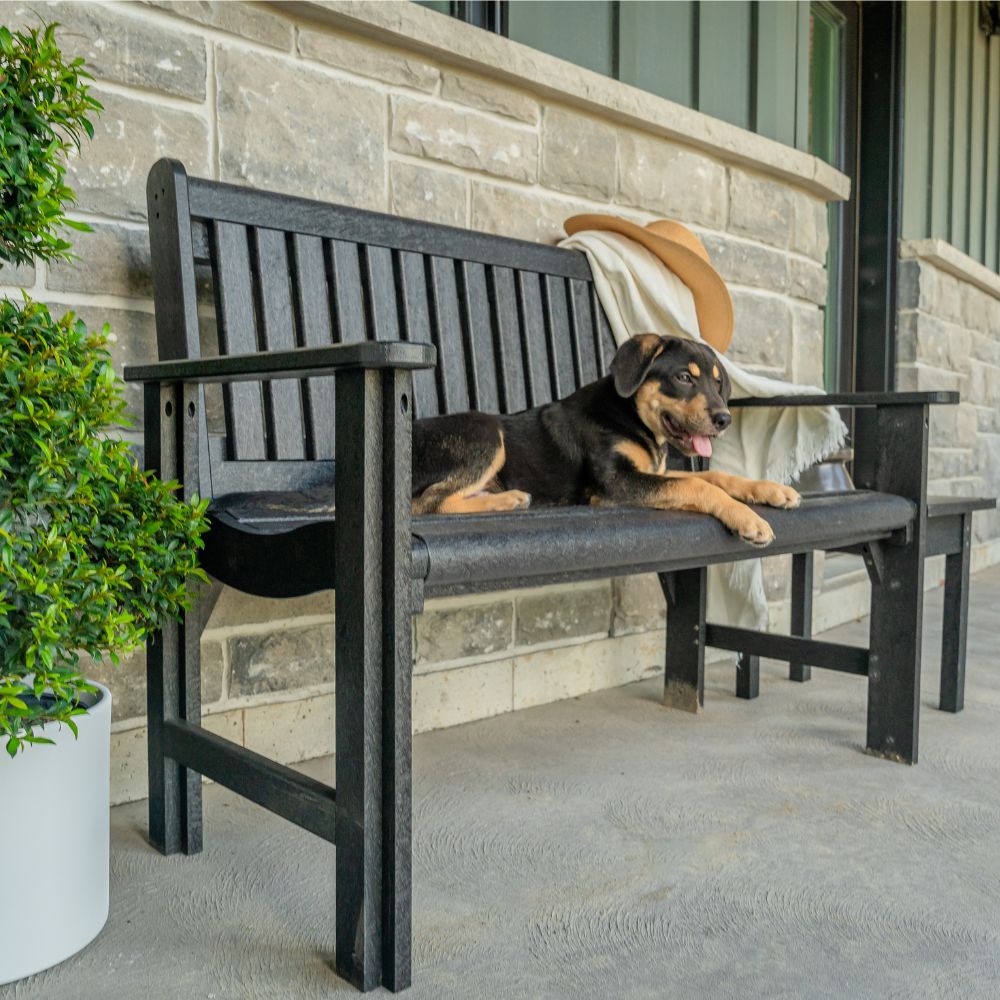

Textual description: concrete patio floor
[7,565,1000,1000]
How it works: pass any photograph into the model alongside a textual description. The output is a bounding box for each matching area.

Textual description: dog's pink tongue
[692,434,713,458]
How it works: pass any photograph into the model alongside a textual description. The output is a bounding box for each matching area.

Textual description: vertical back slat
[592,284,616,377]
[254,228,305,459]
[397,251,438,419]
[542,274,575,397]
[212,221,267,459]
[427,256,470,413]
[362,245,401,342]
[569,278,599,385]
[489,266,527,414]
[290,233,336,459]
[516,271,552,407]
[459,261,499,414]
[328,239,367,344]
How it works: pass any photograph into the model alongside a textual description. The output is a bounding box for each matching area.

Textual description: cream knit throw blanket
[560,230,847,628]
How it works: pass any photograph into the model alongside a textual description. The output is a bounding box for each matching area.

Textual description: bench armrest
[729,391,958,408]
[124,341,437,384]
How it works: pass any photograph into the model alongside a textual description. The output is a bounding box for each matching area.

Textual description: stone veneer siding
[898,239,1000,565]
[0,0,868,804]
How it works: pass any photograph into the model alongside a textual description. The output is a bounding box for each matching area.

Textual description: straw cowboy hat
[564,215,734,353]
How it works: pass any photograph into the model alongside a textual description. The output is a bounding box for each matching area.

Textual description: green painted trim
[902,1,932,239]
[696,0,753,130]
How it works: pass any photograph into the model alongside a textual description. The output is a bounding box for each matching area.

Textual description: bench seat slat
[201,491,915,599]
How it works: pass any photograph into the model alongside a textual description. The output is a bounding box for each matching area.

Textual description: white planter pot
[0,681,112,986]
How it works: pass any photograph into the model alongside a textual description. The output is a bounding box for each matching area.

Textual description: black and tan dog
[412,334,800,546]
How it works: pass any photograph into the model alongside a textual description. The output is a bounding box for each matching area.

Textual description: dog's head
[610,334,732,459]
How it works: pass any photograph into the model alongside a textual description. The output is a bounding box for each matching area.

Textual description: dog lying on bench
[412,333,800,547]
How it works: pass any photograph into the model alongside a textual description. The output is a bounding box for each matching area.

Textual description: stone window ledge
[279,0,850,203]
[900,238,1000,300]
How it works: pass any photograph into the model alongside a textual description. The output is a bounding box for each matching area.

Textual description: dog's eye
[676,372,693,384]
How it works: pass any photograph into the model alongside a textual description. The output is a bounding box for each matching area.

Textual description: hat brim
[564,214,734,354]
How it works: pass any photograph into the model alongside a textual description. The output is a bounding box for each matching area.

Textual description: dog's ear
[611,334,665,397]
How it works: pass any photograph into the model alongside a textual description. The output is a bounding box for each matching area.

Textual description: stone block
[201,638,225,706]
[698,233,788,293]
[970,331,1000,368]
[928,448,973,480]
[618,132,727,229]
[10,1,207,101]
[47,222,153,299]
[0,260,34,288]
[206,587,334,630]
[541,107,616,200]
[728,168,793,249]
[441,71,539,124]
[227,623,334,698]
[144,1,293,50]
[955,404,979,448]
[896,259,922,310]
[217,47,385,210]
[791,191,829,261]
[415,601,513,667]
[68,87,210,220]
[788,256,828,304]
[965,361,1000,406]
[895,363,964,394]
[243,693,336,762]
[471,181,581,244]
[110,725,147,805]
[961,282,994,332]
[512,632,662,711]
[79,646,146,723]
[298,27,439,91]
[391,95,538,183]
[611,574,665,636]
[790,303,825,388]
[728,289,793,373]
[390,161,467,227]
[413,660,513,733]
[515,583,611,646]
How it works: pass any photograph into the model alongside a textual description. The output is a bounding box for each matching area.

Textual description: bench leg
[939,513,972,713]
[147,606,204,855]
[736,652,760,699]
[660,567,706,712]
[789,551,814,683]
[863,405,927,765]
[146,381,203,855]
[335,369,413,992]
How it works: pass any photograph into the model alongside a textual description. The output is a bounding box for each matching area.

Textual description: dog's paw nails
[733,511,774,547]
[753,482,801,509]
[778,486,801,509]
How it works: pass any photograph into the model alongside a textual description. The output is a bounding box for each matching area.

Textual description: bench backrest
[147,160,617,497]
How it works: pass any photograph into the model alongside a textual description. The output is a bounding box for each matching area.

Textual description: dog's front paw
[726,506,775,547]
[497,490,531,510]
[752,481,801,509]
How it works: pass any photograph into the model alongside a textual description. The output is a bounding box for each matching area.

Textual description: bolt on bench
[125,159,957,993]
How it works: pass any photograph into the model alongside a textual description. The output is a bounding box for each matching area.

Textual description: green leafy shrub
[0,23,209,755]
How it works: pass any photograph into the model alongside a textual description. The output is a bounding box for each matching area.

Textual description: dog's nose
[711,410,732,432]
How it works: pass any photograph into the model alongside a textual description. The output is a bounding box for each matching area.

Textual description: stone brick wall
[2,0,852,803]
[898,239,1000,566]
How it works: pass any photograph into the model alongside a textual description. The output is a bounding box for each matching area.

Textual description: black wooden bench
[734,494,994,707]
[125,159,957,993]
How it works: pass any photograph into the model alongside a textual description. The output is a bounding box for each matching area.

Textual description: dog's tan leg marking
[415,434,531,515]
[438,489,531,513]
[670,470,801,510]
[654,476,774,547]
